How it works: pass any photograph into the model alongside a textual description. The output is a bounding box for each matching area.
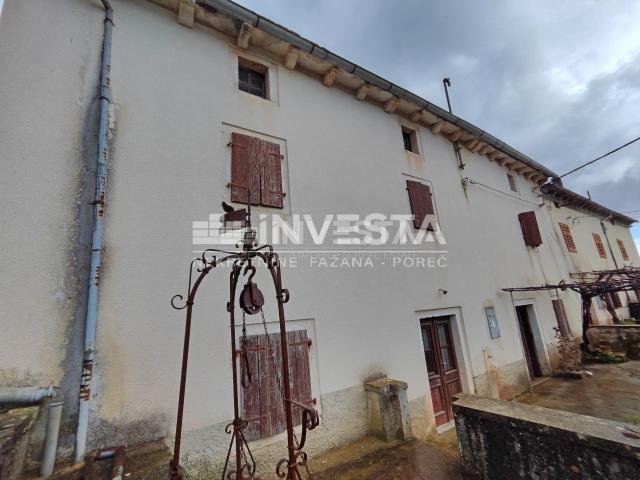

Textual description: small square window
[507,173,518,193]
[401,126,419,154]
[238,58,267,99]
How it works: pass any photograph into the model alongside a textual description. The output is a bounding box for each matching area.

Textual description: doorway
[515,305,543,378]
[420,316,462,426]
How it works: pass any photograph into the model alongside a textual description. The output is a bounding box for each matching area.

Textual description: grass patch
[619,415,640,424]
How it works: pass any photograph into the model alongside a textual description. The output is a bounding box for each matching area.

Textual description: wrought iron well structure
[169,202,319,480]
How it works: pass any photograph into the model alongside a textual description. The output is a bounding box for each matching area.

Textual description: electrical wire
[463,177,543,207]
[559,135,640,178]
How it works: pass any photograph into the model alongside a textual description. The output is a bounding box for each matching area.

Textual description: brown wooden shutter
[611,292,622,308]
[406,180,435,230]
[260,140,284,208]
[592,233,607,259]
[231,132,261,205]
[518,211,543,247]
[288,330,313,424]
[241,335,263,440]
[552,299,571,337]
[558,223,577,253]
[241,330,311,441]
[617,239,630,261]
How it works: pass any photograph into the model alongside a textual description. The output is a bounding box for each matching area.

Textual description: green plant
[619,414,640,424]
[597,351,626,363]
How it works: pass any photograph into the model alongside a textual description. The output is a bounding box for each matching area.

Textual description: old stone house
[0,0,638,476]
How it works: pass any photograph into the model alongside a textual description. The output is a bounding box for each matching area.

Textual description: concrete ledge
[453,394,640,479]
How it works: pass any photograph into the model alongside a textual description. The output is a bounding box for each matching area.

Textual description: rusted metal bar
[170,202,318,480]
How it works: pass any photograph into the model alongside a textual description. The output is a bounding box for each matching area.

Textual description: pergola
[503,267,640,351]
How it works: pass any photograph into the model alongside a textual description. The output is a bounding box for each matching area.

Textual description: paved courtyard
[517,361,640,424]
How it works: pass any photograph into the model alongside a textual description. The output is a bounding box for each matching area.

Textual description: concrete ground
[311,430,462,480]
[517,361,640,424]
[44,431,462,479]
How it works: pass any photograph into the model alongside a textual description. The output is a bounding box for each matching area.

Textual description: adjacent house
[0,0,638,476]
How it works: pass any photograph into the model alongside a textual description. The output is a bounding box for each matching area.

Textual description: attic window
[402,126,419,154]
[238,58,267,99]
[507,173,518,193]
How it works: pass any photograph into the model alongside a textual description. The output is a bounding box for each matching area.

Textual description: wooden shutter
[611,292,622,308]
[241,330,312,441]
[558,223,577,253]
[406,180,435,230]
[288,330,313,424]
[260,140,284,208]
[552,299,571,337]
[592,233,607,259]
[240,335,262,440]
[230,132,261,205]
[617,239,630,261]
[518,211,543,247]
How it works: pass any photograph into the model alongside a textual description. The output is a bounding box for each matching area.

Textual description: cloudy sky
[235,0,640,245]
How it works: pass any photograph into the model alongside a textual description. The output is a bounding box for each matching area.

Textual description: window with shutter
[229,132,284,209]
[610,292,622,309]
[518,211,543,247]
[617,239,630,261]
[552,299,571,337]
[241,330,313,441]
[507,173,518,193]
[592,233,607,259]
[558,223,577,253]
[406,180,436,230]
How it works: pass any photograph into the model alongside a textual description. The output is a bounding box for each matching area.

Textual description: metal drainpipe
[600,219,620,269]
[75,0,113,464]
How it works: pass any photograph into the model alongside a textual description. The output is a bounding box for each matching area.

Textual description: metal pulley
[240,265,264,315]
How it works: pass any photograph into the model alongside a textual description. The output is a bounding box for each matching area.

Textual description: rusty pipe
[75,0,114,464]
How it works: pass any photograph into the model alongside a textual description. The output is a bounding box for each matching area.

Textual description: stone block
[364,378,412,441]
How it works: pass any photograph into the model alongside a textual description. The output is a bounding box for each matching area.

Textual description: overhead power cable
[560,135,640,178]
[463,177,542,207]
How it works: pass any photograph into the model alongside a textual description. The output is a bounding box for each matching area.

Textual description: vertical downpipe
[75,0,114,464]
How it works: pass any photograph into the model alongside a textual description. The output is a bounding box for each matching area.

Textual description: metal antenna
[443,77,453,113]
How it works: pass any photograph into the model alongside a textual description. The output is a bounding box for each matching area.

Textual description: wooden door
[420,317,462,426]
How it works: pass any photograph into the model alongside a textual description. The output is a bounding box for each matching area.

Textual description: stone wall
[588,325,640,359]
[453,394,640,480]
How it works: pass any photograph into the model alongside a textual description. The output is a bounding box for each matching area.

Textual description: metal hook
[243,264,256,283]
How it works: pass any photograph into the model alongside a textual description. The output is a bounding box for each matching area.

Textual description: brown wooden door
[420,317,462,426]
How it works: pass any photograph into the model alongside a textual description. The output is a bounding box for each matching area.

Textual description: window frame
[507,172,519,194]
[238,63,267,99]
[235,52,279,103]
[401,125,420,155]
